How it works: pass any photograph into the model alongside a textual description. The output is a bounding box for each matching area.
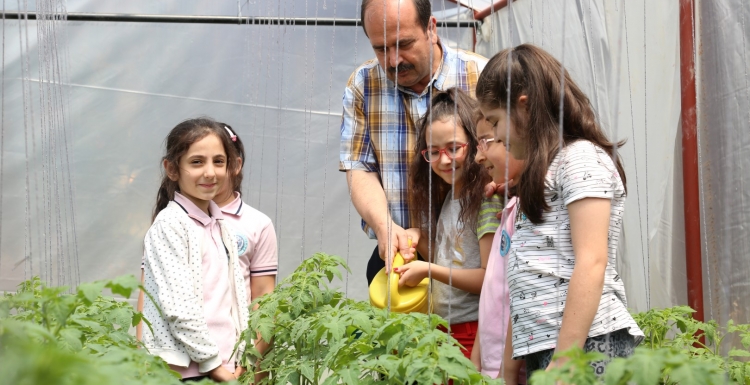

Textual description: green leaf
[76,281,106,305]
[729,349,750,358]
[59,327,83,345]
[105,275,140,299]
[668,361,723,385]
[628,349,664,385]
[299,363,315,382]
[604,358,629,385]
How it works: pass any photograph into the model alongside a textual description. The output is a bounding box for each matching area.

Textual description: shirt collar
[174,191,224,226]
[394,41,451,97]
[506,196,519,211]
[219,192,243,216]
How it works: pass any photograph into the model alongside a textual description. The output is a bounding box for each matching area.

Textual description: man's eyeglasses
[421,143,468,163]
[477,138,495,153]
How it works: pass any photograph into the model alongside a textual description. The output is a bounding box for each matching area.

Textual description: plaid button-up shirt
[339,43,487,238]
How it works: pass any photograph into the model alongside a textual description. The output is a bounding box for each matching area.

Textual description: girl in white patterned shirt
[476,44,644,383]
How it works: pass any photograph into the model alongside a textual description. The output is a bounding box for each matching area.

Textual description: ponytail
[152,183,177,222]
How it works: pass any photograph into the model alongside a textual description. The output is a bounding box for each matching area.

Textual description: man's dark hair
[360,0,432,37]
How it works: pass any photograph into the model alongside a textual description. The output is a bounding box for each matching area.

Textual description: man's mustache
[387,63,415,74]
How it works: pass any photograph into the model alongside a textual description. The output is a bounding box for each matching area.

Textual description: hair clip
[224,126,237,142]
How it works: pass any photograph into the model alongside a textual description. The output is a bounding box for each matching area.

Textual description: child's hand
[233,365,246,379]
[394,260,428,287]
[484,180,514,220]
[208,365,236,382]
[402,228,421,261]
[470,345,481,371]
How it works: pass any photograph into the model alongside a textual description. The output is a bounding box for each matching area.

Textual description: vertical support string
[383,0,398,315]
[344,0,360,298]
[318,0,337,253]
[642,0,651,308]
[52,0,76,288]
[302,0,321,261]
[556,0,568,336]
[21,0,46,283]
[274,0,292,284]
[730,0,749,324]
[381,0,390,315]
[240,1,252,199]
[426,11,434,316]
[499,0,514,378]
[58,0,80,287]
[17,0,33,280]
[621,2,649,308]
[0,0,5,278]
[695,0,713,323]
[607,1,631,325]
[256,1,270,211]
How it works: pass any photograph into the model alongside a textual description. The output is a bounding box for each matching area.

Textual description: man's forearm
[347,170,391,234]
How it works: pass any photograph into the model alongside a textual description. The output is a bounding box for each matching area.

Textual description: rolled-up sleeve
[339,72,378,173]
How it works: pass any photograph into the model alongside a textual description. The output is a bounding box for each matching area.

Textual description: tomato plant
[242,252,501,385]
[2,254,748,385]
[0,276,219,385]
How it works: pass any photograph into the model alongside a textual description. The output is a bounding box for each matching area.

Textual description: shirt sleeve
[558,141,618,206]
[339,71,379,173]
[143,220,221,373]
[249,221,278,277]
[476,194,503,239]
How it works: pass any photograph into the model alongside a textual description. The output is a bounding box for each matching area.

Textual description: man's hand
[394,260,428,287]
[402,228,421,262]
[376,224,416,271]
[208,365,236,382]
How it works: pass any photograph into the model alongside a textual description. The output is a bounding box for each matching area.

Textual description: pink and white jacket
[142,197,249,375]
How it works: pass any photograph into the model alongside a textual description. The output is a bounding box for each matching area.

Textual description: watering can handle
[389,237,413,308]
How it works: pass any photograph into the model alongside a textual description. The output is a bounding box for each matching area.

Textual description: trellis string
[318,0,336,253]
[619,1,649,308]
[300,0,320,261]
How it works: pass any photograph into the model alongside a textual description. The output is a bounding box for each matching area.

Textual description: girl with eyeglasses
[396,88,502,360]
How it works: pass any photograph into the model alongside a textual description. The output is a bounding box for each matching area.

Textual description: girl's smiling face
[165,133,227,213]
[474,117,524,186]
[425,118,469,188]
[479,96,529,160]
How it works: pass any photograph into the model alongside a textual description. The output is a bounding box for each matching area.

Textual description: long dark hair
[152,117,240,222]
[218,122,246,193]
[409,88,491,239]
[476,44,626,224]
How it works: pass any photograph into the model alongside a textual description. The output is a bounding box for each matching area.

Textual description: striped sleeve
[476,194,503,239]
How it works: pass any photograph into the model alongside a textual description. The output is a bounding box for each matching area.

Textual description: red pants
[439,320,478,359]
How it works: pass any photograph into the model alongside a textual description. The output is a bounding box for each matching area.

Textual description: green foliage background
[1,252,748,385]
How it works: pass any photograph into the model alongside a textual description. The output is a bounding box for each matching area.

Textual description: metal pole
[0,12,480,28]
[679,0,705,323]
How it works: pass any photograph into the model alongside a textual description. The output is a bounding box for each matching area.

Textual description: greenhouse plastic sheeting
[696,0,750,335]
[0,0,747,331]
[0,0,474,302]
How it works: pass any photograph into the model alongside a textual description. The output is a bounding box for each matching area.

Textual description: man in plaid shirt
[339,0,488,284]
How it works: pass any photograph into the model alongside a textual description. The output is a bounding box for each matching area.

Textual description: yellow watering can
[369,252,430,314]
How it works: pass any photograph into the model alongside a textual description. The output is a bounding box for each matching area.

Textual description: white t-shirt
[507,140,644,358]
[432,191,501,324]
